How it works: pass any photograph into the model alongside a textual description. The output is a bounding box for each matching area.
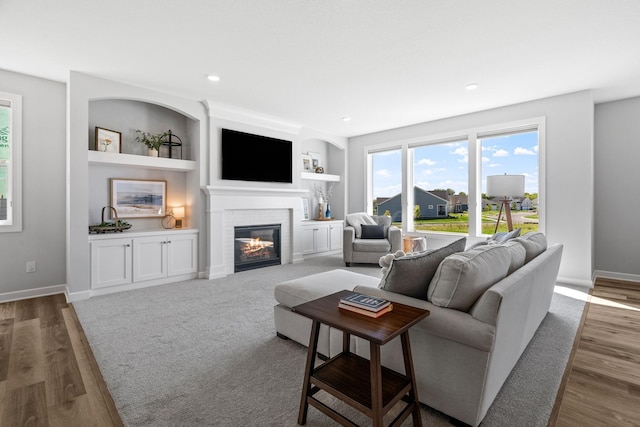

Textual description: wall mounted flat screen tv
[221,128,293,183]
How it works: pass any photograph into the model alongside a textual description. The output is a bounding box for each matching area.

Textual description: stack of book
[338,293,393,318]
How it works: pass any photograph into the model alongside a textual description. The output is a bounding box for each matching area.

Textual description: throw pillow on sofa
[379,237,466,300]
[427,244,511,311]
[502,239,526,275]
[514,232,547,263]
[490,227,521,242]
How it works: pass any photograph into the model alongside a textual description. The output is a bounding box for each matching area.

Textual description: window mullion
[468,133,481,237]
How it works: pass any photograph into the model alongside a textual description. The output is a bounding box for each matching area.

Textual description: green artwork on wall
[0,106,10,198]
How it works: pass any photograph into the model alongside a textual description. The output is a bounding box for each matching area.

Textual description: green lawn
[393,211,539,234]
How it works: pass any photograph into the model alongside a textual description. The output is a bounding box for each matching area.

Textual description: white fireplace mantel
[201,185,309,278]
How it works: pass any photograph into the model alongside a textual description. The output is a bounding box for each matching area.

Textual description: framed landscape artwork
[95,127,122,153]
[110,178,166,218]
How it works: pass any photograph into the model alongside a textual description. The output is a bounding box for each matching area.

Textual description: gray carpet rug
[73,255,587,426]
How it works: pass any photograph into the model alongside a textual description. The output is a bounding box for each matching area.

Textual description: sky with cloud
[373,131,539,198]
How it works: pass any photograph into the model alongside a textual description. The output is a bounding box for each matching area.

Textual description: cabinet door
[315,225,330,252]
[167,233,198,276]
[301,225,317,254]
[330,223,343,251]
[91,238,132,289]
[133,235,167,282]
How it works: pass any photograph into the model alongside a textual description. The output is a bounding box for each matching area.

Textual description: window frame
[365,117,545,238]
[0,91,23,233]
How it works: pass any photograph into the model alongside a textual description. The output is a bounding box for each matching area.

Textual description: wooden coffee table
[292,290,429,427]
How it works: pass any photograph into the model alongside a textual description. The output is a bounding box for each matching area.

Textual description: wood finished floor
[0,294,122,427]
[550,278,640,426]
[0,278,638,426]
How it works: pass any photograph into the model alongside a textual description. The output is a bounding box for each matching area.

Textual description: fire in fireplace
[234,224,281,272]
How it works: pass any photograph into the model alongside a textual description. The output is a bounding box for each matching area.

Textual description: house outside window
[0,92,22,232]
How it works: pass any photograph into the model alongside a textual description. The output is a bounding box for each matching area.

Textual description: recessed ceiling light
[207,75,220,82]
[465,83,478,90]
[341,116,352,122]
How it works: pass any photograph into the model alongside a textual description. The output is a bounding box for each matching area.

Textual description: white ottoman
[273,269,380,357]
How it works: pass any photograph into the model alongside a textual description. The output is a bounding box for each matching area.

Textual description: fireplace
[234,224,281,272]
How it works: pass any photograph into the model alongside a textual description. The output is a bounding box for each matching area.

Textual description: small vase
[325,204,331,219]
[318,202,324,219]
[148,148,158,157]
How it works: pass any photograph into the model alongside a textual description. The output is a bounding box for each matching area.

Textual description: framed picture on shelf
[302,154,313,172]
[110,178,166,218]
[95,127,122,153]
[301,197,310,220]
[308,151,322,172]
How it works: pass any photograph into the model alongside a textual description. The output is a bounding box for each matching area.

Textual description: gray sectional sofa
[273,232,563,426]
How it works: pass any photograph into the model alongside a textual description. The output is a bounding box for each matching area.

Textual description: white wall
[348,91,594,285]
[594,96,640,281]
[0,69,67,299]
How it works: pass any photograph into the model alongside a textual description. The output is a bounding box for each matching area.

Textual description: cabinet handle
[125,244,131,247]
[167,240,172,244]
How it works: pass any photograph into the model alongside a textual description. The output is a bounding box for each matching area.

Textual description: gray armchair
[343,214,402,267]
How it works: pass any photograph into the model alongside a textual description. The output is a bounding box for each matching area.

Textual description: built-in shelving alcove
[88,99,200,232]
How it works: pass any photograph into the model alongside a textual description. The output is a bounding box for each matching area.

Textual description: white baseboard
[556,276,594,288]
[89,273,199,298]
[66,289,92,302]
[0,284,68,304]
[205,265,228,279]
[593,269,640,283]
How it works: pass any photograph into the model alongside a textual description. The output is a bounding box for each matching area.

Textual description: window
[480,130,539,234]
[0,92,22,232]
[366,118,544,237]
[369,148,402,227]
[411,139,469,233]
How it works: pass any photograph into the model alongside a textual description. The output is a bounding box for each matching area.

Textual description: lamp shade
[172,206,185,218]
[486,175,525,198]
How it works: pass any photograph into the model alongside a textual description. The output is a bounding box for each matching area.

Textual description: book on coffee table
[339,292,391,312]
[338,302,393,318]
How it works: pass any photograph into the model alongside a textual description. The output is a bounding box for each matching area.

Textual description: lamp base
[175,218,183,229]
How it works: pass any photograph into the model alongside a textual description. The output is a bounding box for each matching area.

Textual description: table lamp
[486,174,525,232]
[172,206,185,228]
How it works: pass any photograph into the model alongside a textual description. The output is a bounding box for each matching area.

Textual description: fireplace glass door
[234,224,281,272]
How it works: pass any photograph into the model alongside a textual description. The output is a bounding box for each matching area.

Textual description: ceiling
[2,1,640,137]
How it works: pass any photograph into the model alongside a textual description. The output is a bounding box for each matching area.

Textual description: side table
[403,235,427,253]
[292,290,429,427]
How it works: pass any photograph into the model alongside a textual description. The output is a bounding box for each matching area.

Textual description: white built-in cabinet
[301,220,343,258]
[90,237,132,289]
[90,229,198,293]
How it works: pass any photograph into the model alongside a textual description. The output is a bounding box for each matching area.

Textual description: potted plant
[135,129,169,157]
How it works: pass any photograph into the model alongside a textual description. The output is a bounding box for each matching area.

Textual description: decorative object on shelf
[161,212,177,229]
[308,151,322,172]
[325,203,331,219]
[314,183,334,219]
[301,154,313,172]
[172,206,185,228]
[301,197,310,220]
[161,130,183,160]
[89,206,132,233]
[95,127,122,153]
[135,129,170,157]
[110,178,167,218]
[314,166,324,174]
